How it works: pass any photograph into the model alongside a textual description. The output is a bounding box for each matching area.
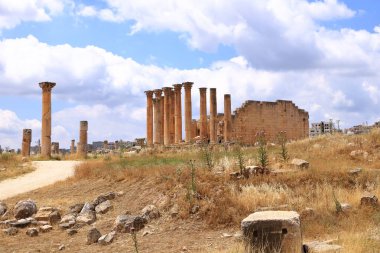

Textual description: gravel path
[0,161,81,200]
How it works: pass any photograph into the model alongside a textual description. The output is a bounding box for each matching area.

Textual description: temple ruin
[145,83,309,145]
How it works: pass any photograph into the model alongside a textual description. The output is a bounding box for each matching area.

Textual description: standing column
[162,87,171,146]
[145,90,154,146]
[21,129,32,157]
[153,89,163,145]
[173,84,183,144]
[39,82,56,158]
[183,82,193,143]
[160,94,164,144]
[199,87,207,142]
[77,121,88,158]
[169,88,175,144]
[209,88,217,144]
[70,139,75,154]
[224,94,232,142]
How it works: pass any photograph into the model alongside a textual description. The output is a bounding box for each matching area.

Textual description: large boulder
[95,200,112,214]
[14,199,37,219]
[241,211,303,253]
[291,159,309,169]
[0,202,7,216]
[87,228,101,245]
[113,215,147,233]
[35,207,61,224]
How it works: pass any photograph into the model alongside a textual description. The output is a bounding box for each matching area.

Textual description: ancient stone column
[224,94,232,142]
[183,82,193,143]
[77,121,88,158]
[199,87,207,142]
[39,82,56,158]
[70,140,75,154]
[209,88,217,144]
[103,140,108,150]
[173,84,183,144]
[21,129,32,157]
[169,88,175,144]
[145,90,154,146]
[160,94,164,144]
[162,87,172,146]
[153,89,163,145]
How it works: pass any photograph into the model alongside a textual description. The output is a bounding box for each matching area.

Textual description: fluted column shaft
[183,82,193,143]
[209,88,217,144]
[224,94,232,142]
[39,82,56,158]
[173,84,183,144]
[199,88,207,142]
[145,90,154,146]
[153,89,163,145]
[163,87,172,146]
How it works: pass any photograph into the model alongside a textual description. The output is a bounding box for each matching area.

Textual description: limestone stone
[141,205,160,220]
[10,218,31,227]
[145,90,154,146]
[98,231,116,245]
[350,150,368,160]
[95,200,112,214]
[80,202,95,212]
[14,200,37,219]
[60,213,77,224]
[304,240,342,252]
[69,203,84,214]
[77,121,88,158]
[76,210,96,225]
[86,227,101,245]
[209,88,217,144]
[291,159,309,169]
[39,82,56,158]
[3,227,18,236]
[183,82,193,143]
[163,87,172,146]
[113,215,147,233]
[0,201,7,216]
[348,168,362,175]
[35,207,61,224]
[360,193,378,207]
[153,89,163,145]
[39,224,53,233]
[92,192,116,206]
[224,94,232,142]
[26,228,39,237]
[199,87,207,142]
[241,211,303,253]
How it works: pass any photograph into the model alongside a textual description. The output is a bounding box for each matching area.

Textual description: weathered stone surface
[3,227,18,236]
[39,224,53,233]
[361,193,378,207]
[58,244,65,251]
[76,211,96,225]
[10,218,31,228]
[93,192,116,206]
[241,211,303,253]
[348,168,362,175]
[113,215,147,233]
[291,159,309,169]
[95,200,112,214]
[98,231,116,245]
[170,204,179,218]
[341,203,352,212]
[60,213,77,223]
[67,228,78,236]
[80,202,95,213]
[69,203,84,214]
[141,205,160,220]
[304,240,342,252]
[14,199,37,219]
[35,207,61,224]
[350,150,368,160]
[87,228,101,245]
[0,201,7,216]
[26,228,39,237]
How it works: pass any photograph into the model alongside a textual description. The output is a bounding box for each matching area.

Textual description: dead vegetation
[0,153,35,181]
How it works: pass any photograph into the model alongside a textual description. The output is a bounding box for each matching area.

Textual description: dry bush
[0,153,35,181]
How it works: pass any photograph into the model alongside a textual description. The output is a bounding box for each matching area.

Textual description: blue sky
[0,0,380,149]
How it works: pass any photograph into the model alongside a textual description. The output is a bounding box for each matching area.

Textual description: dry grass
[0,153,35,181]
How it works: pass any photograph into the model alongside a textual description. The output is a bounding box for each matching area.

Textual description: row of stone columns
[145,83,232,146]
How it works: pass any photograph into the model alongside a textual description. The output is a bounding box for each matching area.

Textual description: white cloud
[0,0,67,30]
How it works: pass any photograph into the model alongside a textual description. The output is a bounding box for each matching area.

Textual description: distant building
[309,121,334,137]
[346,124,371,135]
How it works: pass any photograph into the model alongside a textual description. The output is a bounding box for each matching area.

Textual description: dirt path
[0,161,81,200]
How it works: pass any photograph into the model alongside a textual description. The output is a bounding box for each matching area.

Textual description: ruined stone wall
[231,100,309,144]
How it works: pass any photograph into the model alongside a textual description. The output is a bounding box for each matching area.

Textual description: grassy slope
[0,153,35,182]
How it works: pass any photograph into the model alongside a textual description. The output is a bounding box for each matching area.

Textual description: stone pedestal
[21,129,32,157]
[209,88,217,144]
[77,121,88,158]
[145,91,154,146]
[199,88,207,142]
[183,82,193,143]
[153,89,163,145]
[39,82,56,158]
[224,94,232,142]
[241,211,303,253]
[173,84,183,144]
[163,87,172,146]
[70,140,75,154]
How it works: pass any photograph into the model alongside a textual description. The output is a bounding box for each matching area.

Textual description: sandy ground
[0,161,81,200]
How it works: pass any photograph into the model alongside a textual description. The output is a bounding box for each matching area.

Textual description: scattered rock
[141,205,160,220]
[304,240,342,252]
[3,227,18,236]
[60,213,77,223]
[301,207,315,218]
[35,207,61,224]
[1,210,12,221]
[80,202,95,213]
[98,231,116,245]
[190,205,200,214]
[39,224,53,233]
[67,228,78,236]
[86,227,101,245]
[26,228,39,237]
[69,203,84,214]
[116,191,125,197]
[113,215,147,233]
[291,159,309,169]
[222,233,233,238]
[348,168,362,175]
[76,210,96,225]
[14,199,37,219]
[143,230,153,236]
[350,150,368,160]
[95,200,112,214]
[92,192,116,206]
[0,202,7,216]
[170,204,179,218]
[361,193,378,207]
[58,244,65,251]
[341,203,352,212]
[10,218,31,228]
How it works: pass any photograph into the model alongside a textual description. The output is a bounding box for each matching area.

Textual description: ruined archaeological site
[1,1,380,253]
